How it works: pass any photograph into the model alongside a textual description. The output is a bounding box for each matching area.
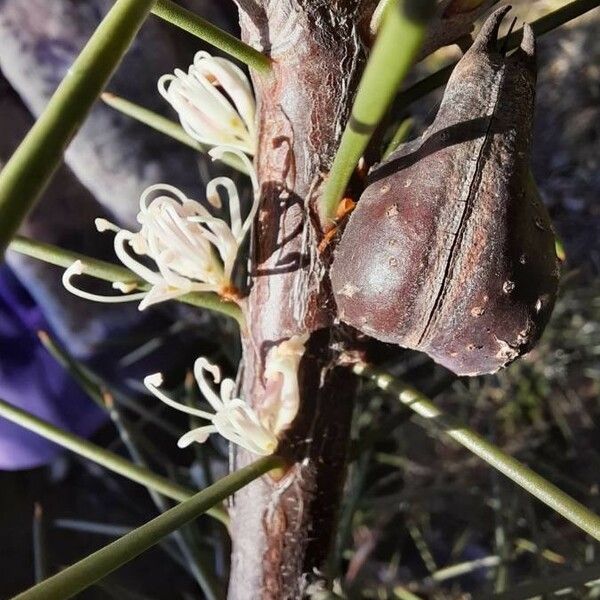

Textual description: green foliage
[0,0,155,255]
[9,235,244,324]
[0,396,228,525]
[319,0,435,222]
[393,0,600,116]
[152,0,271,73]
[12,456,283,600]
[354,362,600,541]
[101,93,250,174]
[0,0,598,598]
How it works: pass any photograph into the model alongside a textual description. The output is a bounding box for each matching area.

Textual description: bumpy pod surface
[331,7,559,376]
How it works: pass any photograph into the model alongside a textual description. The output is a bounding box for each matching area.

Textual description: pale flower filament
[63,148,259,310]
[144,357,277,455]
[261,333,309,436]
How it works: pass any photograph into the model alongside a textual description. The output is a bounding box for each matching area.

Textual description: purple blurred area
[0,265,106,470]
[0,0,238,470]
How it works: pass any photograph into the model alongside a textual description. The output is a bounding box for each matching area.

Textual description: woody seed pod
[331,7,559,376]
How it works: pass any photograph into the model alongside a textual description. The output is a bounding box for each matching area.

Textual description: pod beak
[470,4,512,54]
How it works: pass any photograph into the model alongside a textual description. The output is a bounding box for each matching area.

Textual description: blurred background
[0,0,598,598]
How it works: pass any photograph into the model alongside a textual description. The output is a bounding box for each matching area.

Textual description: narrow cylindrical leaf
[101,93,250,174]
[354,363,600,541]
[11,456,283,600]
[152,0,271,73]
[382,117,414,159]
[8,236,244,324]
[0,0,156,255]
[102,92,205,151]
[394,0,600,111]
[0,396,228,526]
[319,0,435,221]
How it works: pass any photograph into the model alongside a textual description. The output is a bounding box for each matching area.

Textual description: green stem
[152,0,272,74]
[10,236,138,283]
[38,331,106,410]
[101,93,250,174]
[8,235,245,325]
[382,117,414,159]
[37,330,230,582]
[40,332,224,597]
[0,0,156,256]
[102,92,202,151]
[11,456,283,600]
[104,397,224,600]
[353,363,600,541]
[0,396,228,527]
[319,0,435,222]
[394,0,600,113]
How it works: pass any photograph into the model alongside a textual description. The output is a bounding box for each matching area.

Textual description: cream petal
[194,357,225,411]
[62,261,147,304]
[177,426,217,448]
[144,373,213,419]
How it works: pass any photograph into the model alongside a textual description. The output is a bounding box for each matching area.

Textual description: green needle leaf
[492,563,600,600]
[382,117,414,159]
[0,396,228,526]
[0,0,156,256]
[11,456,283,600]
[319,0,435,222]
[152,0,272,73]
[37,331,225,599]
[354,363,600,541]
[8,235,245,325]
[102,92,202,151]
[394,0,600,113]
[101,92,251,174]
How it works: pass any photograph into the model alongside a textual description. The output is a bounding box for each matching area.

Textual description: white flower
[159,51,256,154]
[261,333,309,435]
[144,357,278,455]
[63,147,259,310]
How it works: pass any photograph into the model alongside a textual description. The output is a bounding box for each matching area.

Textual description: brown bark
[227,2,494,597]
[228,3,373,598]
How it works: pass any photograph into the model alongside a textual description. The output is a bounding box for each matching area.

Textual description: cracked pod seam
[332,7,559,376]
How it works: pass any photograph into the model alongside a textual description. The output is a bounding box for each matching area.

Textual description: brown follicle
[331,7,559,376]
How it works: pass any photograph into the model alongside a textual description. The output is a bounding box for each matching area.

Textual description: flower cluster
[63,148,258,310]
[63,51,259,311]
[158,51,257,154]
[144,334,308,455]
[145,357,278,455]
